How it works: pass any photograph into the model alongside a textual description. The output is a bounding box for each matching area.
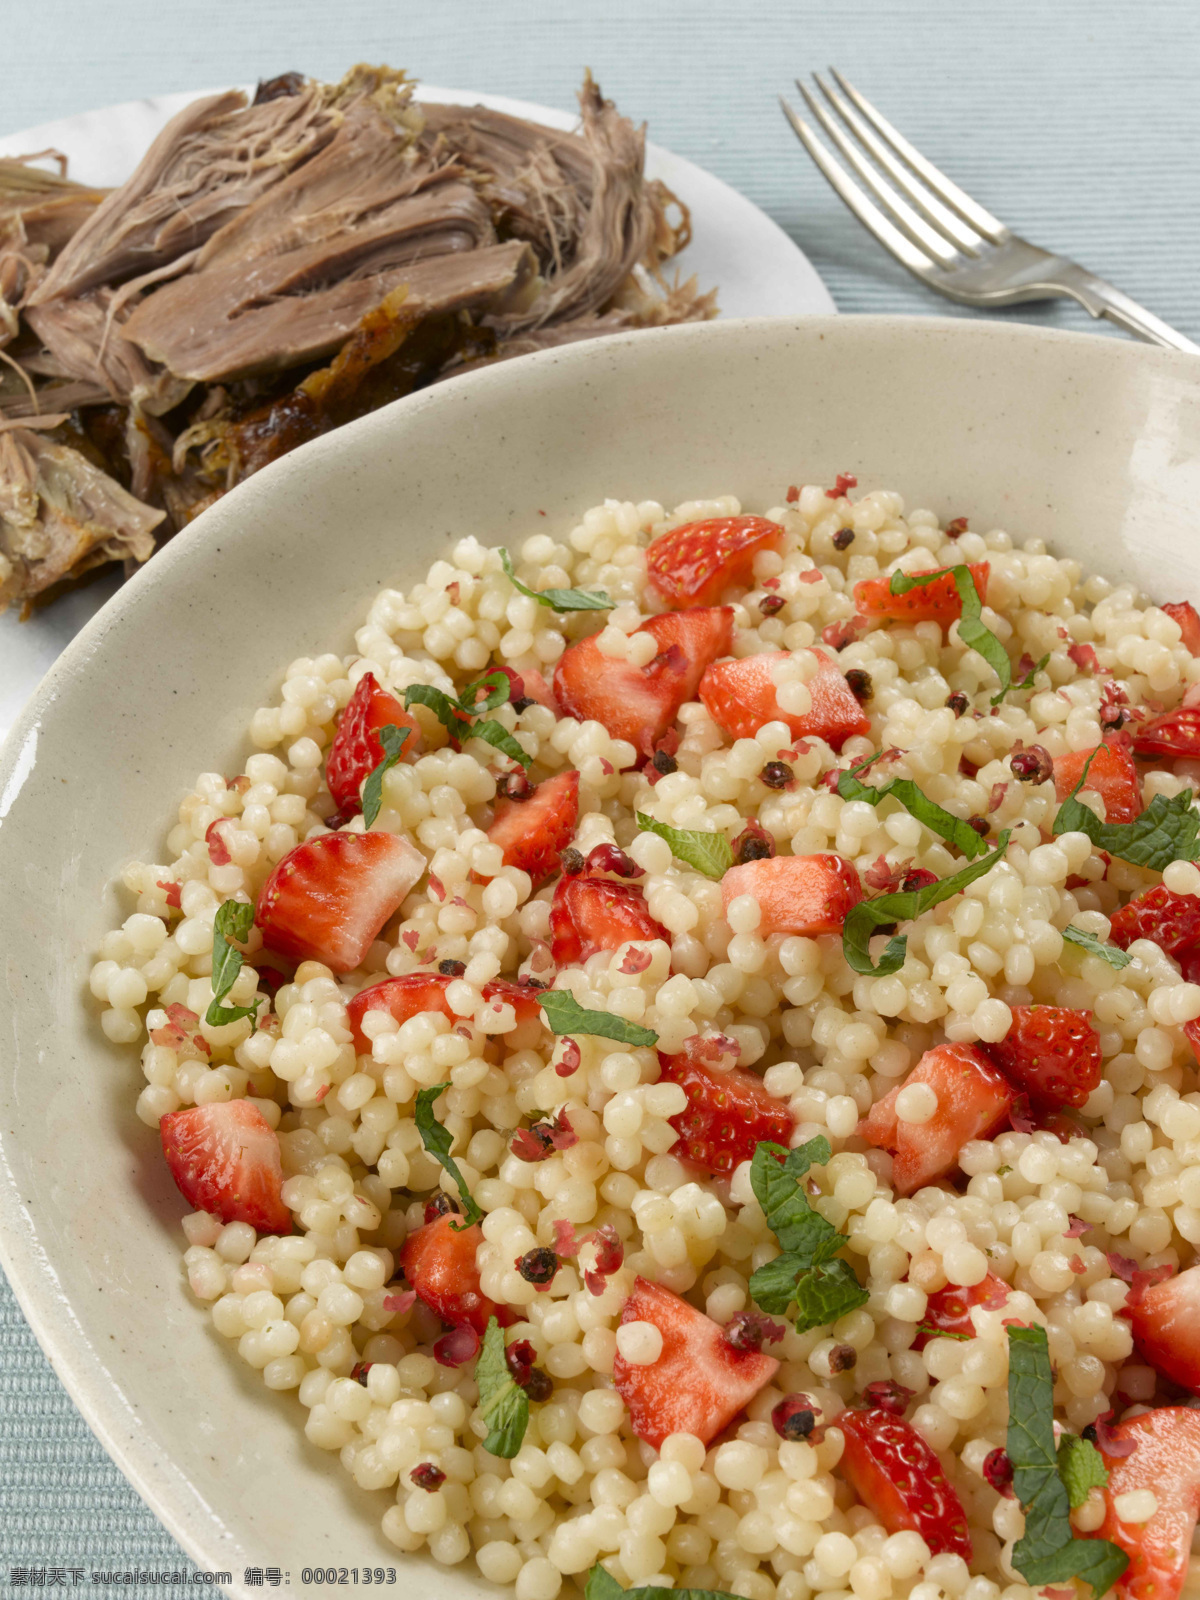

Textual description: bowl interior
[2,315,1200,1594]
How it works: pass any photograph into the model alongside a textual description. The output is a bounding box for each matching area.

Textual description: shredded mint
[536,990,658,1048]
[1061,924,1133,969]
[585,1564,738,1600]
[917,1324,971,1341]
[837,754,990,860]
[1007,1325,1128,1595]
[1057,1434,1109,1511]
[635,812,734,879]
[403,677,530,768]
[500,547,613,612]
[747,1139,869,1332]
[889,567,1038,705]
[414,1083,484,1229]
[361,723,411,828]
[403,682,470,739]
[206,899,258,1026]
[1053,747,1200,870]
[458,669,513,715]
[475,1316,529,1458]
[842,832,1011,975]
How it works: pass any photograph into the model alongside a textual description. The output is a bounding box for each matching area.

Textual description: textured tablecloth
[2,0,1198,1591]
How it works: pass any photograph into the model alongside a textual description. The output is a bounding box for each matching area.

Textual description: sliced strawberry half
[160,1100,291,1234]
[612,1276,779,1448]
[837,1407,972,1559]
[912,1273,1010,1350]
[1095,1406,1200,1600]
[859,1043,1015,1197]
[325,671,422,814]
[399,1214,497,1335]
[1109,883,1200,961]
[698,649,870,749]
[349,971,543,1051]
[487,769,580,883]
[721,853,863,936]
[256,831,425,973]
[983,1004,1103,1111]
[659,1037,795,1177]
[645,515,785,608]
[1053,739,1142,824]
[1163,601,1200,656]
[553,606,733,757]
[1133,707,1200,761]
[1127,1263,1200,1395]
[550,871,669,964]
[852,561,989,627]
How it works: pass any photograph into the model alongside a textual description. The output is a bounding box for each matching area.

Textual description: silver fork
[781,71,1200,355]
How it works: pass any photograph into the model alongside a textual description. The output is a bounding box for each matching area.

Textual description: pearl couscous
[93,481,1200,1600]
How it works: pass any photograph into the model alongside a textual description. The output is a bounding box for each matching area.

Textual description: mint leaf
[750,1138,837,1255]
[404,680,530,767]
[206,899,258,1026]
[917,1324,972,1341]
[837,757,990,860]
[842,832,1011,975]
[458,669,513,715]
[536,990,658,1047]
[747,1252,810,1315]
[1001,652,1051,702]
[1053,749,1200,870]
[748,1139,865,1329]
[584,1562,740,1600]
[1007,1325,1128,1596]
[475,1315,529,1458]
[500,547,612,612]
[636,812,734,880]
[1062,924,1133,969]
[1058,1434,1109,1510]
[414,1083,484,1229]
[890,566,1026,705]
[404,682,468,739]
[469,718,532,768]
[585,1569,626,1600]
[361,723,411,828]
[792,1258,870,1334]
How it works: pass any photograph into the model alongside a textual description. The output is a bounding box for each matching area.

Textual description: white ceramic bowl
[2,316,1199,1597]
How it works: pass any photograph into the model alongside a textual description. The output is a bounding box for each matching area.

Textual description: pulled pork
[0,64,714,613]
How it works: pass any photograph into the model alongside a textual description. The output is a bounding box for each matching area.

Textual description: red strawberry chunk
[721,854,863,936]
[659,1038,795,1177]
[983,1004,1103,1111]
[613,1276,779,1448]
[160,1100,291,1234]
[645,515,785,608]
[1053,740,1142,824]
[852,561,990,626]
[325,672,422,814]
[349,972,543,1051]
[913,1273,1010,1350]
[1133,707,1200,761]
[553,606,733,757]
[550,871,669,964]
[256,831,424,973]
[837,1407,972,1559]
[699,649,870,749]
[399,1215,497,1335]
[1109,883,1200,962]
[1095,1407,1200,1600]
[860,1043,1015,1196]
[1128,1263,1200,1395]
[1163,601,1200,656]
[487,769,580,883]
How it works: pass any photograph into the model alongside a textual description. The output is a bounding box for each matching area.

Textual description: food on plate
[92,482,1200,1596]
[0,66,713,614]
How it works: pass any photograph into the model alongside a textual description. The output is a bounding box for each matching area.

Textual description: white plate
[0,84,835,743]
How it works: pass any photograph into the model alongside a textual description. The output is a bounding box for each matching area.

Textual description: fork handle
[1061,267,1200,354]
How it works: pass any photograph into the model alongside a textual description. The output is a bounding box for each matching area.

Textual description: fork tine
[794,81,959,268]
[811,73,983,256]
[829,68,1007,243]
[778,97,938,278]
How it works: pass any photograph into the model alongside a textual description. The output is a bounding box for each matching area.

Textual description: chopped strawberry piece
[1053,740,1142,824]
[487,769,580,883]
[837,1407,972,1559]
[160,1100,291,1234]
[550,870,669,964]
[1109,883,1200,962]
[983,1004,1103,1111]
[613,1276,779,1448]
[1095,1406,1200,1600]
[698,649,870,749]
[325,672,421,814]
[1163,601,1200,656]
[1133,707,1200,761]
[721,853,863,936]
[852,561,990,626]
[913,1273,1010,1350]
[256,831,425,973]
[659,1037,794,1177]
[645,515,785,608]
[517,667,558,712]
[348,973,454,1051]
[399,1215,498,1336]
[860,1043,1015,1197]
[1127,1263,1200,1395]
[479,978,544,1028]
[553,606,733,757]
